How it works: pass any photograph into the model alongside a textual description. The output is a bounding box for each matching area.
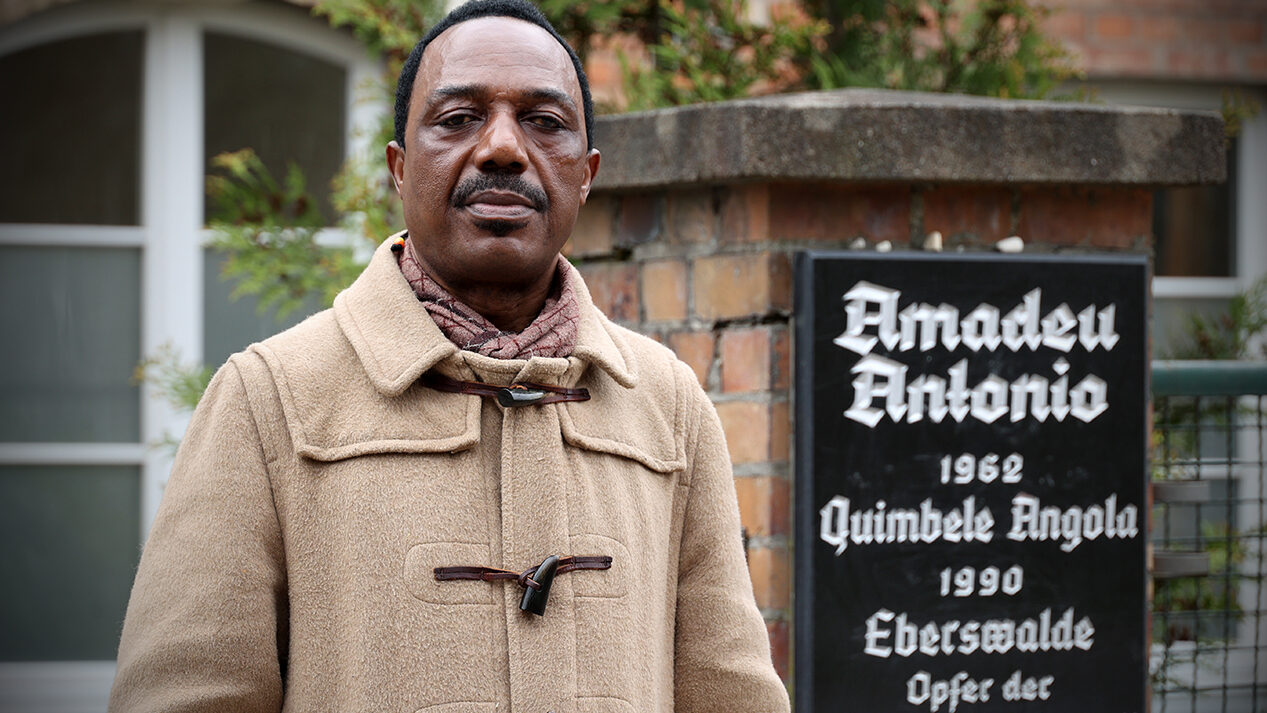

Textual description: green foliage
[331,149,404,246]
[1168,276,1267,360]
[313,0,438,65]
[620,0,823,111]
[206,149,366,318]
[537,0,642,63]
[312,0,423,247]
[1154,277,1267,472]
[196,0,431,341]
[1152,522,1252,644]
[1222,88,1261,141]
[1150,523,1260,689]
[206,149,324,228]
[549,0,1078,111]
[132,344,214,452]
[133,344,214,414]
[802,0,1077,99]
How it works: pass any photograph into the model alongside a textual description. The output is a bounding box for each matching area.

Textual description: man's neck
[398,239,579,359]
[404,238,557,332]
[446,280,552,333]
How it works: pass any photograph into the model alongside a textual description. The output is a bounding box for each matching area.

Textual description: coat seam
[224,354,290,683]
[224,356,288,569]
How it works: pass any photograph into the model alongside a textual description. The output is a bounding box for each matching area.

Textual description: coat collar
[257,236,684,473]
[259,234,682,472]
[332,234,638,397]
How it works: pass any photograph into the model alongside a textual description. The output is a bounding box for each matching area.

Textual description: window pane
[0,466,140,661]
[204,32,347,223]
[1153,144,1237,278]
[0,32,142,225]
[203,248,323,368]
[0,247,141,442]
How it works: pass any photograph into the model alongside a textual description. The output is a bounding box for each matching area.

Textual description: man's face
[387,17,600,298]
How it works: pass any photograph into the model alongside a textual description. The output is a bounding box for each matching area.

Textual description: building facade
[1041,0,1267,351]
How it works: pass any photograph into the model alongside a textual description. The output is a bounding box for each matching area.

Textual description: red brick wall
[1042,0,1267,82]
[566,181,1153,682]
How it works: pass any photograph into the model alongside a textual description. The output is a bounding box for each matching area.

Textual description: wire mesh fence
[1151,362,1267,713]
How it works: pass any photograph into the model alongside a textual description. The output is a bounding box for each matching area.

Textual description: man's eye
[527,115,563,130]
[439,114,476,128]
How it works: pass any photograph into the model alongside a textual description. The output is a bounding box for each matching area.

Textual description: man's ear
[386,141,406,196]
[578,148,601,204]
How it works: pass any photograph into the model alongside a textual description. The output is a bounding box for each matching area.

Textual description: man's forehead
[417,16,581,102]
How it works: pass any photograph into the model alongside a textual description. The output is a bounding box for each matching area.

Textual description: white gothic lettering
[833,283,1119,357]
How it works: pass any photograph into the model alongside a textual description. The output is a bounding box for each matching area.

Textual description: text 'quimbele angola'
[833,282,1120,428]
[818,494,1140,555]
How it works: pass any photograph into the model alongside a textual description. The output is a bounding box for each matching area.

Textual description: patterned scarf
[397,235,579,359]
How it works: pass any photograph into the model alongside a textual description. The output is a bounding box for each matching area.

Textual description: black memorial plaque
[794,252,1148,713]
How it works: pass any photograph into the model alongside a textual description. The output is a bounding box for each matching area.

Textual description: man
[110,1,790,710]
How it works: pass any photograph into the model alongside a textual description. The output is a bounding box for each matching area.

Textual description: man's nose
[473,110,529,172]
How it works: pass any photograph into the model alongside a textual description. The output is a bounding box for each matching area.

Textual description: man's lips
[463,190,536,220]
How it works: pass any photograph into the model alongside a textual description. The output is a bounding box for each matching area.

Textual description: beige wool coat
[110,237,790,713]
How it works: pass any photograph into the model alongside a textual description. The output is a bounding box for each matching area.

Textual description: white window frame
[0,3,382,710]
[1086,82,1267,295]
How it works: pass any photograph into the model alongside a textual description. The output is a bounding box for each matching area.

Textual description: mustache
[451,173,549,212]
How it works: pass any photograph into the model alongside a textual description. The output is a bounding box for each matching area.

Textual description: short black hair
[393,0,595,152]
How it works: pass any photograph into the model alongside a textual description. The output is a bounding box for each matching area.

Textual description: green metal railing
[1151,361,1267,713]
[1153,361,1267,397]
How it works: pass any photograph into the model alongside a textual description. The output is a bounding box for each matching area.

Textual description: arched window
[0,3,380,708]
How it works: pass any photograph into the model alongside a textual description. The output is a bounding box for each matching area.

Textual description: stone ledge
[592,89,1225,190]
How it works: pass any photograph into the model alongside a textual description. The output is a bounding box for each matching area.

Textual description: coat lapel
[333,233,459,397]
[253,236,477,461]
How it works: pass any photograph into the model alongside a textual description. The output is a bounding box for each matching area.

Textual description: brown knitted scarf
[397,235,579,359]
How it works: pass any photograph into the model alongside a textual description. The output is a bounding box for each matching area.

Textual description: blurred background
[0,0,1262,710]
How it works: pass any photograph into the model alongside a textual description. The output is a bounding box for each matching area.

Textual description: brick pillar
[570,88,1224,690]
[567,186,797,677]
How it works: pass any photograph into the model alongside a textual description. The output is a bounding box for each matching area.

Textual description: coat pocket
[414,703,498,713]
[576,696,636,713]
[568,533,630,600]
[404,542,497,605]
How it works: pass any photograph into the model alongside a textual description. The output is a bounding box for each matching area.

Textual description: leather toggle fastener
[434,555,613,617]
[497,384,546,407]
[518,555,559,616]
[420,372,590,407]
